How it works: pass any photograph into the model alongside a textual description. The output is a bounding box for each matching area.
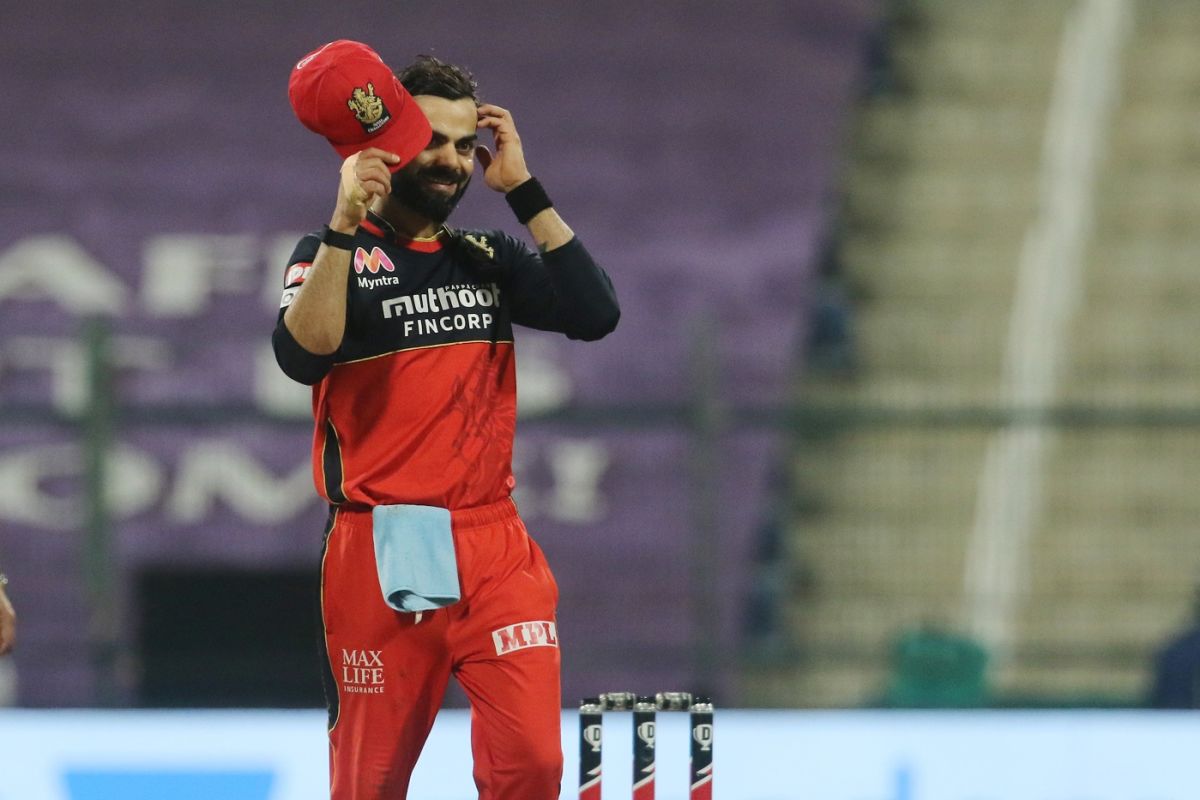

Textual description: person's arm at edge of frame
[475,104,620,341]
[278,148,400,359]
[0,574,15,655]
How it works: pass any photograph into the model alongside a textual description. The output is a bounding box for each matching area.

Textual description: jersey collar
[361,210,446,253]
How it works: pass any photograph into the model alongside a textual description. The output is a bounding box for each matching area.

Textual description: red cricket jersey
[276,211,619,511]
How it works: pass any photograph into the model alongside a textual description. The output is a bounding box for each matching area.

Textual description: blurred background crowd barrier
[2,0,1200,724]
[0,0,872,709]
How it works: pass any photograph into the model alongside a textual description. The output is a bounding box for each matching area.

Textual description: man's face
[390,95,478,223]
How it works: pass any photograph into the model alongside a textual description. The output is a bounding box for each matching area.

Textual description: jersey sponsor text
[381,283,502,319]
[403,313,493,337]
[341,648,385,694]
[492,620,558,656]
[358,274,400,290]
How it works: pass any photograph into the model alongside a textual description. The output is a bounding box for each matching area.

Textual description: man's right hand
[284,148,401,358]
[332,148,400,230]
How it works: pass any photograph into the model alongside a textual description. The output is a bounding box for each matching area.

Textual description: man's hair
[397,55,479,103]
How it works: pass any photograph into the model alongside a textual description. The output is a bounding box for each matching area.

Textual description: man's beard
[390,164,470,224]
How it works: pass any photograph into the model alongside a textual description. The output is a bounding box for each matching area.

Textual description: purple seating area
[0,0,873,706]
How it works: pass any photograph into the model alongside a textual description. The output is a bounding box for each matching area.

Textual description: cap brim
[332,92,432,172]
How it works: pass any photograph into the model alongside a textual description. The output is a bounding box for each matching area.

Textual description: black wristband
[321,225,357,251]
[505,178,553,224]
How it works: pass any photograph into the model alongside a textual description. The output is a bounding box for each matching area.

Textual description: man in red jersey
[275,41,619,799]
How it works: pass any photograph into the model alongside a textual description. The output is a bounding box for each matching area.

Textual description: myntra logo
[353,246,395,274]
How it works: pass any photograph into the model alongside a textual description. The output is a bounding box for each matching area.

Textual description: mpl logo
[353,246,395,274]
[491,620,558,656]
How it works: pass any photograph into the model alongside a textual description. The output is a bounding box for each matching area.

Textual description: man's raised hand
[475,104,533,193]
[334,148,400,229]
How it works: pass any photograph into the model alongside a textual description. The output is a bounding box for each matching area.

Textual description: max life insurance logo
[354,246,395,274]
[341,648,385,694]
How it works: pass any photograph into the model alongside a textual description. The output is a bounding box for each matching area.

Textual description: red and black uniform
[273,210,618,799]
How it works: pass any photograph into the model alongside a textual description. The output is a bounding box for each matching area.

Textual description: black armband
[321,225,356,251]
[505,178,553,224]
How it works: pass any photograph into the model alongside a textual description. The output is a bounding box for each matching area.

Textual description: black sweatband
[505,178,553,224]
[321,225,356,251]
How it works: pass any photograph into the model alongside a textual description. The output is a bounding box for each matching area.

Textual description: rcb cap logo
[347,83,391,133]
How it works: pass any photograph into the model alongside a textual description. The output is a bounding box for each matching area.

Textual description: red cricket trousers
[320,498,563,799]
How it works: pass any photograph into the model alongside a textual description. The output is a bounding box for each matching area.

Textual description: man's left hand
[475,104,533,193]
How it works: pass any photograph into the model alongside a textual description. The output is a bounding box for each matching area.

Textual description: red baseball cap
[288,40,432,172]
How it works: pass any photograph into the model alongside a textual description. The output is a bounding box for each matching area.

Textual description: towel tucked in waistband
[371,504,461,612]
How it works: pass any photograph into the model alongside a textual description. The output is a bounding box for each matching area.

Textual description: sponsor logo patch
[284,263,312,287]
[340,648,385,694]
[583,723,602,752]
[279,287,298,308]
[354,246,395,275]
[381,282,501,320]
[637,721,656,747]
[492,620,558,656]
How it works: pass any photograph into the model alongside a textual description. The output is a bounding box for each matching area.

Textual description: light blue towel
[371,504,461,612]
